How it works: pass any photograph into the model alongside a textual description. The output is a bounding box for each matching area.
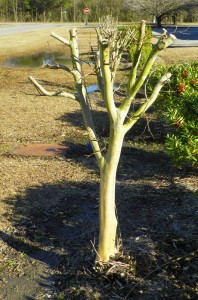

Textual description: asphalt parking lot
[152,26,198,47]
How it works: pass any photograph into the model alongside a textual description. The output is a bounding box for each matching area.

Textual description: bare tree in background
[124,0,198,26]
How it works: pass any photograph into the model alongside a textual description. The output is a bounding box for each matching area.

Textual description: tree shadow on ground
[59,104,168,147]
[0,180,99,299]
[39,79,74,91]
[64,138,197,185]
[1,147,198,299]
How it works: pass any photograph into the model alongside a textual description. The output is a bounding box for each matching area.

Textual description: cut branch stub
[42,63,71,73]
[51,32,70,46]
[28,76,77,100]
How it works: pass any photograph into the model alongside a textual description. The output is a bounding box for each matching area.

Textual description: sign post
[84,7,90,25]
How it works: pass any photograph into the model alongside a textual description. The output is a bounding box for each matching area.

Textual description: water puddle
[86,84,123,94]
[3,51,94,68]
[4,52,71,68]
[3,53,122,95]
[86,85,99,93]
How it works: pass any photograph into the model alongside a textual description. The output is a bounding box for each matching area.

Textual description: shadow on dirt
[1,145,198,299]
[0,180,99,299]
[59,106,168,154]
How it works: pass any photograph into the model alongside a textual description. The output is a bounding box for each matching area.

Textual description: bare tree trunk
[98,163,118,261]
[98,127,124,262]
[156,15,162,27]
[43,10,46,22]
[60,5,63,22]
[12,0,18,22]
[5,0,9,21]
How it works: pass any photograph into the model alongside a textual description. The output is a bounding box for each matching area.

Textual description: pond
[3,52,120,94]
[4,52,72,68]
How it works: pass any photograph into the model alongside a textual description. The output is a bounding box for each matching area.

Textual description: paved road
[152,26,198,47]
[0,22,95,36]
[0,23,197,47]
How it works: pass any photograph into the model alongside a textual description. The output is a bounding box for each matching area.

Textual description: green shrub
[128,25,152,68]
[120,24,152,68]
[149,62,198,167]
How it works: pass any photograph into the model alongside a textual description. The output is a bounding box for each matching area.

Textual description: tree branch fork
[29,23,175,163]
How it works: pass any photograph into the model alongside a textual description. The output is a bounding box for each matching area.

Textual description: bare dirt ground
[0,26,198,300]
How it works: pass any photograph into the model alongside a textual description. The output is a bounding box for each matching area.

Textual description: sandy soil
[0,26,197,300]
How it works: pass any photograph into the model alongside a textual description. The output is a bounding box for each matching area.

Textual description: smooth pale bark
[29,20,176,262]
[29,75,76,99]
[98,120,125,261]
[98,160,118,261]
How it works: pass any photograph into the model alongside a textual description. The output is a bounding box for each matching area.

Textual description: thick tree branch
[51,32,70,46]
[29,75,77,100]
[119,32,176,116]
[50,29,103,163]
[127,20,146,93]
[99,40,117,123]
[123,73,172,133]
[43,63,71,73]
[95,29,105,97]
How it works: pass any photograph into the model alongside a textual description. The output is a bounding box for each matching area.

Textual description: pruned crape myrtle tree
[29,17,176,262]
